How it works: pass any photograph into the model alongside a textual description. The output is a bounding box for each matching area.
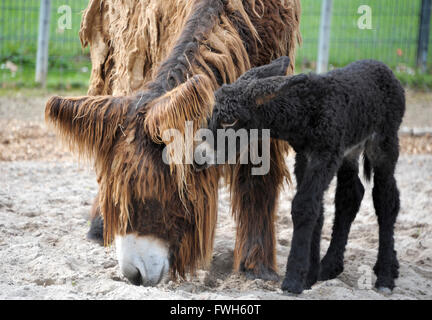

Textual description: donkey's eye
[221,119,238,129]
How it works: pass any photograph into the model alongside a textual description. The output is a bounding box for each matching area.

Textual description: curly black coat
[203,57,406,294]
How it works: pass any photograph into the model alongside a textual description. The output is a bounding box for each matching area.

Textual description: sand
[0,155,431,300]
[0,92,431,300]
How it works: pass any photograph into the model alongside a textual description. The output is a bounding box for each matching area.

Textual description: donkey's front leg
[231,140,288,281]
[282,157,338,294]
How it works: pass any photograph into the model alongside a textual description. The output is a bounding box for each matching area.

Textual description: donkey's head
[46,74,218,286]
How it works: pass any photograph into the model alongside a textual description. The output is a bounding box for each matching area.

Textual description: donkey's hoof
[86,232,104,246]
[244,267,280,282]
[281,277,304,295]
[87,216,104,246]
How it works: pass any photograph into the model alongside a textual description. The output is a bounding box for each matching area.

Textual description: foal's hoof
[304,275,319,290]
[281,277,304,295]
[376,287,393,295]
[375,276,395,293]
[374,257,400,280]
[244,267,280,282]
[318,259,343,281]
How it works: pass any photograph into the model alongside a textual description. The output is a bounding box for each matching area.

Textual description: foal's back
[319,60,405,141]
[326,59,405,123]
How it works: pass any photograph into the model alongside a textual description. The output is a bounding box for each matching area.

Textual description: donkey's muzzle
[115,234,169,286]
[123,264,166,287]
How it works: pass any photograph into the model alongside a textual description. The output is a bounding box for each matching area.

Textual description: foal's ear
[237,56,291,82]
[45,95,133,159]
[249,73,308,106]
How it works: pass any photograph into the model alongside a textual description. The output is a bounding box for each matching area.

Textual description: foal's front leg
[305,207,324,289]
[282,156,338,294]
[293,153,324,290]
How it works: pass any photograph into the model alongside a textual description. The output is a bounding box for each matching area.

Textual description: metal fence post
[35,0,51,86]
[417,0,432,73]
[317,0,333,73]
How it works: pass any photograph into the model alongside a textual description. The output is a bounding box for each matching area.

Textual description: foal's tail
[363,153,372,182]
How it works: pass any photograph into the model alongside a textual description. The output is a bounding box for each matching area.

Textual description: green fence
[298,0,432,72]
[0,0,90,89]
[0,0,431,89]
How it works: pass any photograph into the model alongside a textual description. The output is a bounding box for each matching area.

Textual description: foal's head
[194,56,291,170]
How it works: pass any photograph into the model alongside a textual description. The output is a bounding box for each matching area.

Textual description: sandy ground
[0,91,431,300]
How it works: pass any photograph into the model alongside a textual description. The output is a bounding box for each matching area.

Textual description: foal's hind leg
[370,139,400,291]
[319,159,365,281]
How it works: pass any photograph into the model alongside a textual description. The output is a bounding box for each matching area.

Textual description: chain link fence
[298,0,432,73]
[0,0,90,89]
[0,0,431,90]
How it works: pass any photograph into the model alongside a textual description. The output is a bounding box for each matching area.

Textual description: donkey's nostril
[124,267,143,286]
[130,270,143,286]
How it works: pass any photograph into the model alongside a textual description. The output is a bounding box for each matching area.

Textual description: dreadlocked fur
[46,0,301,280]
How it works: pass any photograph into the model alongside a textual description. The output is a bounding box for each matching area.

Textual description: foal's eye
[221,119,239,129]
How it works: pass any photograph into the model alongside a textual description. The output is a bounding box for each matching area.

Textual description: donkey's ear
[238,56,291,82]
[45,95,133,159]
[144,74,215,143]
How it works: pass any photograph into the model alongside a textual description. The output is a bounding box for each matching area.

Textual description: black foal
[197,57,405,294]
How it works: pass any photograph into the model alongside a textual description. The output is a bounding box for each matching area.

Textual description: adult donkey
[46,0,301,286]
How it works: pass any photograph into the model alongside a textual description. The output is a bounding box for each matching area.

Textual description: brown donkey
[45,0,301,286]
